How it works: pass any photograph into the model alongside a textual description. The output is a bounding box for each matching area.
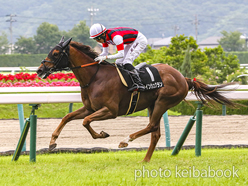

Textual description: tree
[157,35,209,78]
[13,21,97,54]
[34,22,62,54]
[0,32,9,54]
[133,45,168,65]
[204,46,245,84]
[180,45,192,78]
[135,35,209,79]
[65,21,97,48]
[218,30,245,52]
[135,34,242,84]
[14,36,37,54]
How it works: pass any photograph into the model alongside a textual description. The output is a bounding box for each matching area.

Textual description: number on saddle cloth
[116,63,164,91]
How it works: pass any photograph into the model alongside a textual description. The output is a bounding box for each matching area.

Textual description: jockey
[89,23,147,92]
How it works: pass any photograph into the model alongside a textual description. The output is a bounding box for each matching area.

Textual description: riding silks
[115,62,164,91]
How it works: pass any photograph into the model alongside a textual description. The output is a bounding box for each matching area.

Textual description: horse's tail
[185,77,236,107]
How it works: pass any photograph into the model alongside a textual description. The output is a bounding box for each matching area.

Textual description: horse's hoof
[141,159,150,163]
[118,142,128,148]
[100,131,110,138]
[49,143,57,151]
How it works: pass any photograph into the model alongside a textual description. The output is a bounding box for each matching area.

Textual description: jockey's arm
[99,46,109,56]
[105,35,124,60]
[95,35,124,62]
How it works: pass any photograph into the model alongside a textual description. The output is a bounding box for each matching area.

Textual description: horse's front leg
[83,106,117,139]
[49,106,93,151]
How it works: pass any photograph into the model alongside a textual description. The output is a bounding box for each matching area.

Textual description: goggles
[93,36,102,41]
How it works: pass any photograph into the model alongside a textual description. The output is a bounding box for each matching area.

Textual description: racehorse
[36,37,235,162]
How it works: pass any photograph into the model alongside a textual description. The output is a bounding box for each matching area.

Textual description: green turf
[0,103,180,119]
[0,149,247,186]
[0,103,84,119]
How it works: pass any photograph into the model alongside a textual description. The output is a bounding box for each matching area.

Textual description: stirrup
[128,84,145,92]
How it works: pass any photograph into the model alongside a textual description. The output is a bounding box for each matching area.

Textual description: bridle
[41,44,70,74]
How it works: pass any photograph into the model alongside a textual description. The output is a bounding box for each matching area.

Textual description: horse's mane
[70,41,98,59]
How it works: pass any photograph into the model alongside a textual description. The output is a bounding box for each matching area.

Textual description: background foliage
[135,35,245,84]
[169,100,248,115]
[0,54,46,67]
[13,21,96,54]
[0,34,246,85]
[1,0,248,43]
[0,32,9,54]
[218,31,246,52]
[227,51,248,64]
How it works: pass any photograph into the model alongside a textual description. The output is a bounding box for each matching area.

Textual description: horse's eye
[54,53,59,57]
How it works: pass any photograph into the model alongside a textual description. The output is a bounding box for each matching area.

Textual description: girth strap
[126,91,140,115]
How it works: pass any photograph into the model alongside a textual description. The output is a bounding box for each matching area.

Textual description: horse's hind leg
[143,105,161,162]
[119,103,164,148]
[120,104,162,162]
[49,106,93,151]
[119,99,173,162]
[143,124,161,162]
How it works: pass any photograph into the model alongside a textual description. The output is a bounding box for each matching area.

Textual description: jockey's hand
[94,56,107,63]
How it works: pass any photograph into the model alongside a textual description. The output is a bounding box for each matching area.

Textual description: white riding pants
[115,32,147,65]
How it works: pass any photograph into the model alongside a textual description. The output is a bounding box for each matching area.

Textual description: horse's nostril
[36,68,43,75]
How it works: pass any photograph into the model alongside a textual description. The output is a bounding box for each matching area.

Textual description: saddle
[116,62,164,91]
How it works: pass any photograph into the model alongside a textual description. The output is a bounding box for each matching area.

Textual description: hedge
[0,54,47,67]
[169,100,248,115]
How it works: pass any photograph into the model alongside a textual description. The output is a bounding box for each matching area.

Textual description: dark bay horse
[36,37,235,162]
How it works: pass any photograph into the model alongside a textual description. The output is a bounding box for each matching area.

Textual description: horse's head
[36,36,72,79]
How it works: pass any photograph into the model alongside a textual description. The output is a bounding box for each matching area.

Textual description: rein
[70,61,99,69]
[70,60,100,89]
[68,46,101,88]
[79,64,100,88]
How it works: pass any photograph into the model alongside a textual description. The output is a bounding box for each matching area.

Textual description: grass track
[0,149,247,186]
[0,103,180,119]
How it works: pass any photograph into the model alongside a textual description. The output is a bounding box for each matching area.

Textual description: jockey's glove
[94,56,107,63]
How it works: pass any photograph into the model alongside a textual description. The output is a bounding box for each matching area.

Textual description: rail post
[30,114,37,162]
[222,104,226,116]
[195,102,203,156]
[29,104,39,162]
[171,116,196,155]
[163,111,171,147]
[17,104,26,151]
[12,118,30,161]
[171,102,203,156]
[69,103,73,113]
[12,104,40,162]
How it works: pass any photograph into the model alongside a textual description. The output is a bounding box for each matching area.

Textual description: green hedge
[0,54,47,67]
[169,100,248,115]
[227,51,248,64]
[0,52,248,67]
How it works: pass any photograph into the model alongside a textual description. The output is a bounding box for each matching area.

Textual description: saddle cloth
[116,62,164,91]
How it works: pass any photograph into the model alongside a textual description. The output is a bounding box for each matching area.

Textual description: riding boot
[128,69,146,92]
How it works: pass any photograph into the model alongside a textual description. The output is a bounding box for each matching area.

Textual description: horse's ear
[59,36,65,44]
[62,38,72,49]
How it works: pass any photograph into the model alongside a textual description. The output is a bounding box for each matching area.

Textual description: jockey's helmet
[89,23,107,39]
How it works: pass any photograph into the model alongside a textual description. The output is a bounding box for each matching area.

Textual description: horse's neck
[69,46,98,86]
